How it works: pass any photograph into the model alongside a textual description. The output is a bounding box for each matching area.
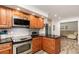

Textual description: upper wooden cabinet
[28,15,37,28]
[0,7,7,26]
[13,10,23,18]
[13,10,28,20]
[0,6,44,29]
[38,18,44,28]
[28,15,44,29]
[6,8,13,28]
[0,7,13,28]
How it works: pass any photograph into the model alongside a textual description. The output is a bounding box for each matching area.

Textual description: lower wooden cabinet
[32,37,41,53]
[32,36,60,54]
[0,48,12,54]
[0,42,13,54]
[43,37,60,54]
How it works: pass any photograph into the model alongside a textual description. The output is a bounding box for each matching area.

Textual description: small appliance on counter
[31,31,39,37]
[0,30,8,40]
[30,29,39,37]
[0,30,7,35]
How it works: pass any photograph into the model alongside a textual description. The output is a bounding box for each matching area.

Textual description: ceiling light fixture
[54,14,57,17]
[32,13,35,15]
[16,8,20,10]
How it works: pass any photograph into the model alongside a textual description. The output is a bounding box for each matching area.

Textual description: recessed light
[54,14,57,17]
[16,8,20,10]
[41,16,44,18]
[32,13,35,15]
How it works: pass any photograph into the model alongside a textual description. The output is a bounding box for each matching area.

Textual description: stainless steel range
[12,36,32,54]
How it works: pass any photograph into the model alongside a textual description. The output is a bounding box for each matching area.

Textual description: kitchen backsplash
[8,28,31,36]
[0,28,31,39]
[0,28,41,39]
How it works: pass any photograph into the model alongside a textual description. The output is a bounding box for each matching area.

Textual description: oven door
[13,41,32,54]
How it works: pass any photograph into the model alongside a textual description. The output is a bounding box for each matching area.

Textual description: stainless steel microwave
[13,18,30,27]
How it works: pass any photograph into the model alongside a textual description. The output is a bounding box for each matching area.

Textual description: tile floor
[35,37,79,54]
[60,37,79,54]
[35,50,47,54]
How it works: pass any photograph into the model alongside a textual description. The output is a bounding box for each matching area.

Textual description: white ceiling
[5,5,48,18]
[32,5,79,20]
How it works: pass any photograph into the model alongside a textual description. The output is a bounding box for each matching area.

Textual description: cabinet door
[54,39,60,53]
[34,17,38,28]
[38,37,42,50]
[29,15,44,29]
[25,14,29,20]
[29,15,36,28]
[43,38,50,51]
[32,37,41,53]
[42,37,55,54]
[38,18,44,28]
[6,8,13,28]
[0,7,13,28]
[0,48,12,54]
[0,7,7,26]
[13,10,20,17]
[0,42,13,54]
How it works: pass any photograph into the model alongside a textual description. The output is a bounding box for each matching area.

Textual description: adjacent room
[60,21,79,53]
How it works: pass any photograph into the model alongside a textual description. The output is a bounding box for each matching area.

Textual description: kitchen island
[32,35,61,54]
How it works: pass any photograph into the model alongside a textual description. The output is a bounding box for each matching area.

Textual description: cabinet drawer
[0,48,11,54]
[0,43,12,50]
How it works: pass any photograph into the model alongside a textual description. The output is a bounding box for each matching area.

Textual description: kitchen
[0,5,60,54]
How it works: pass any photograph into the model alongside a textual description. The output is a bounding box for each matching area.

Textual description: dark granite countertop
[32,35,60,39]
[45,35,60,39]
[0,38,12,44]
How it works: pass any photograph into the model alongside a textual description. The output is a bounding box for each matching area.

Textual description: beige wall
[60,21,78,31]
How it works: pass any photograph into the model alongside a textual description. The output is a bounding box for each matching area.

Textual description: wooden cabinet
[0,7,7,28]
[32,37,42,53]
[28,15,44,29]
[32,36,60,54]
[13,10,28,20]
[0,6,44,28]
[43,37,60,54]
[43,38,55,53]
[13,10,21,17]
[23,14,29,20]
[0,8,29,28]
[28,15,37,28]
[0,42,13,54]
[0,7,13,28]
[0,6,44,29]
[6,8,13,28]
[38,18,44,28]
[13,10,24,18]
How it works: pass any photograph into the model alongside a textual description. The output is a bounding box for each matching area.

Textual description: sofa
[60,31,78,39]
